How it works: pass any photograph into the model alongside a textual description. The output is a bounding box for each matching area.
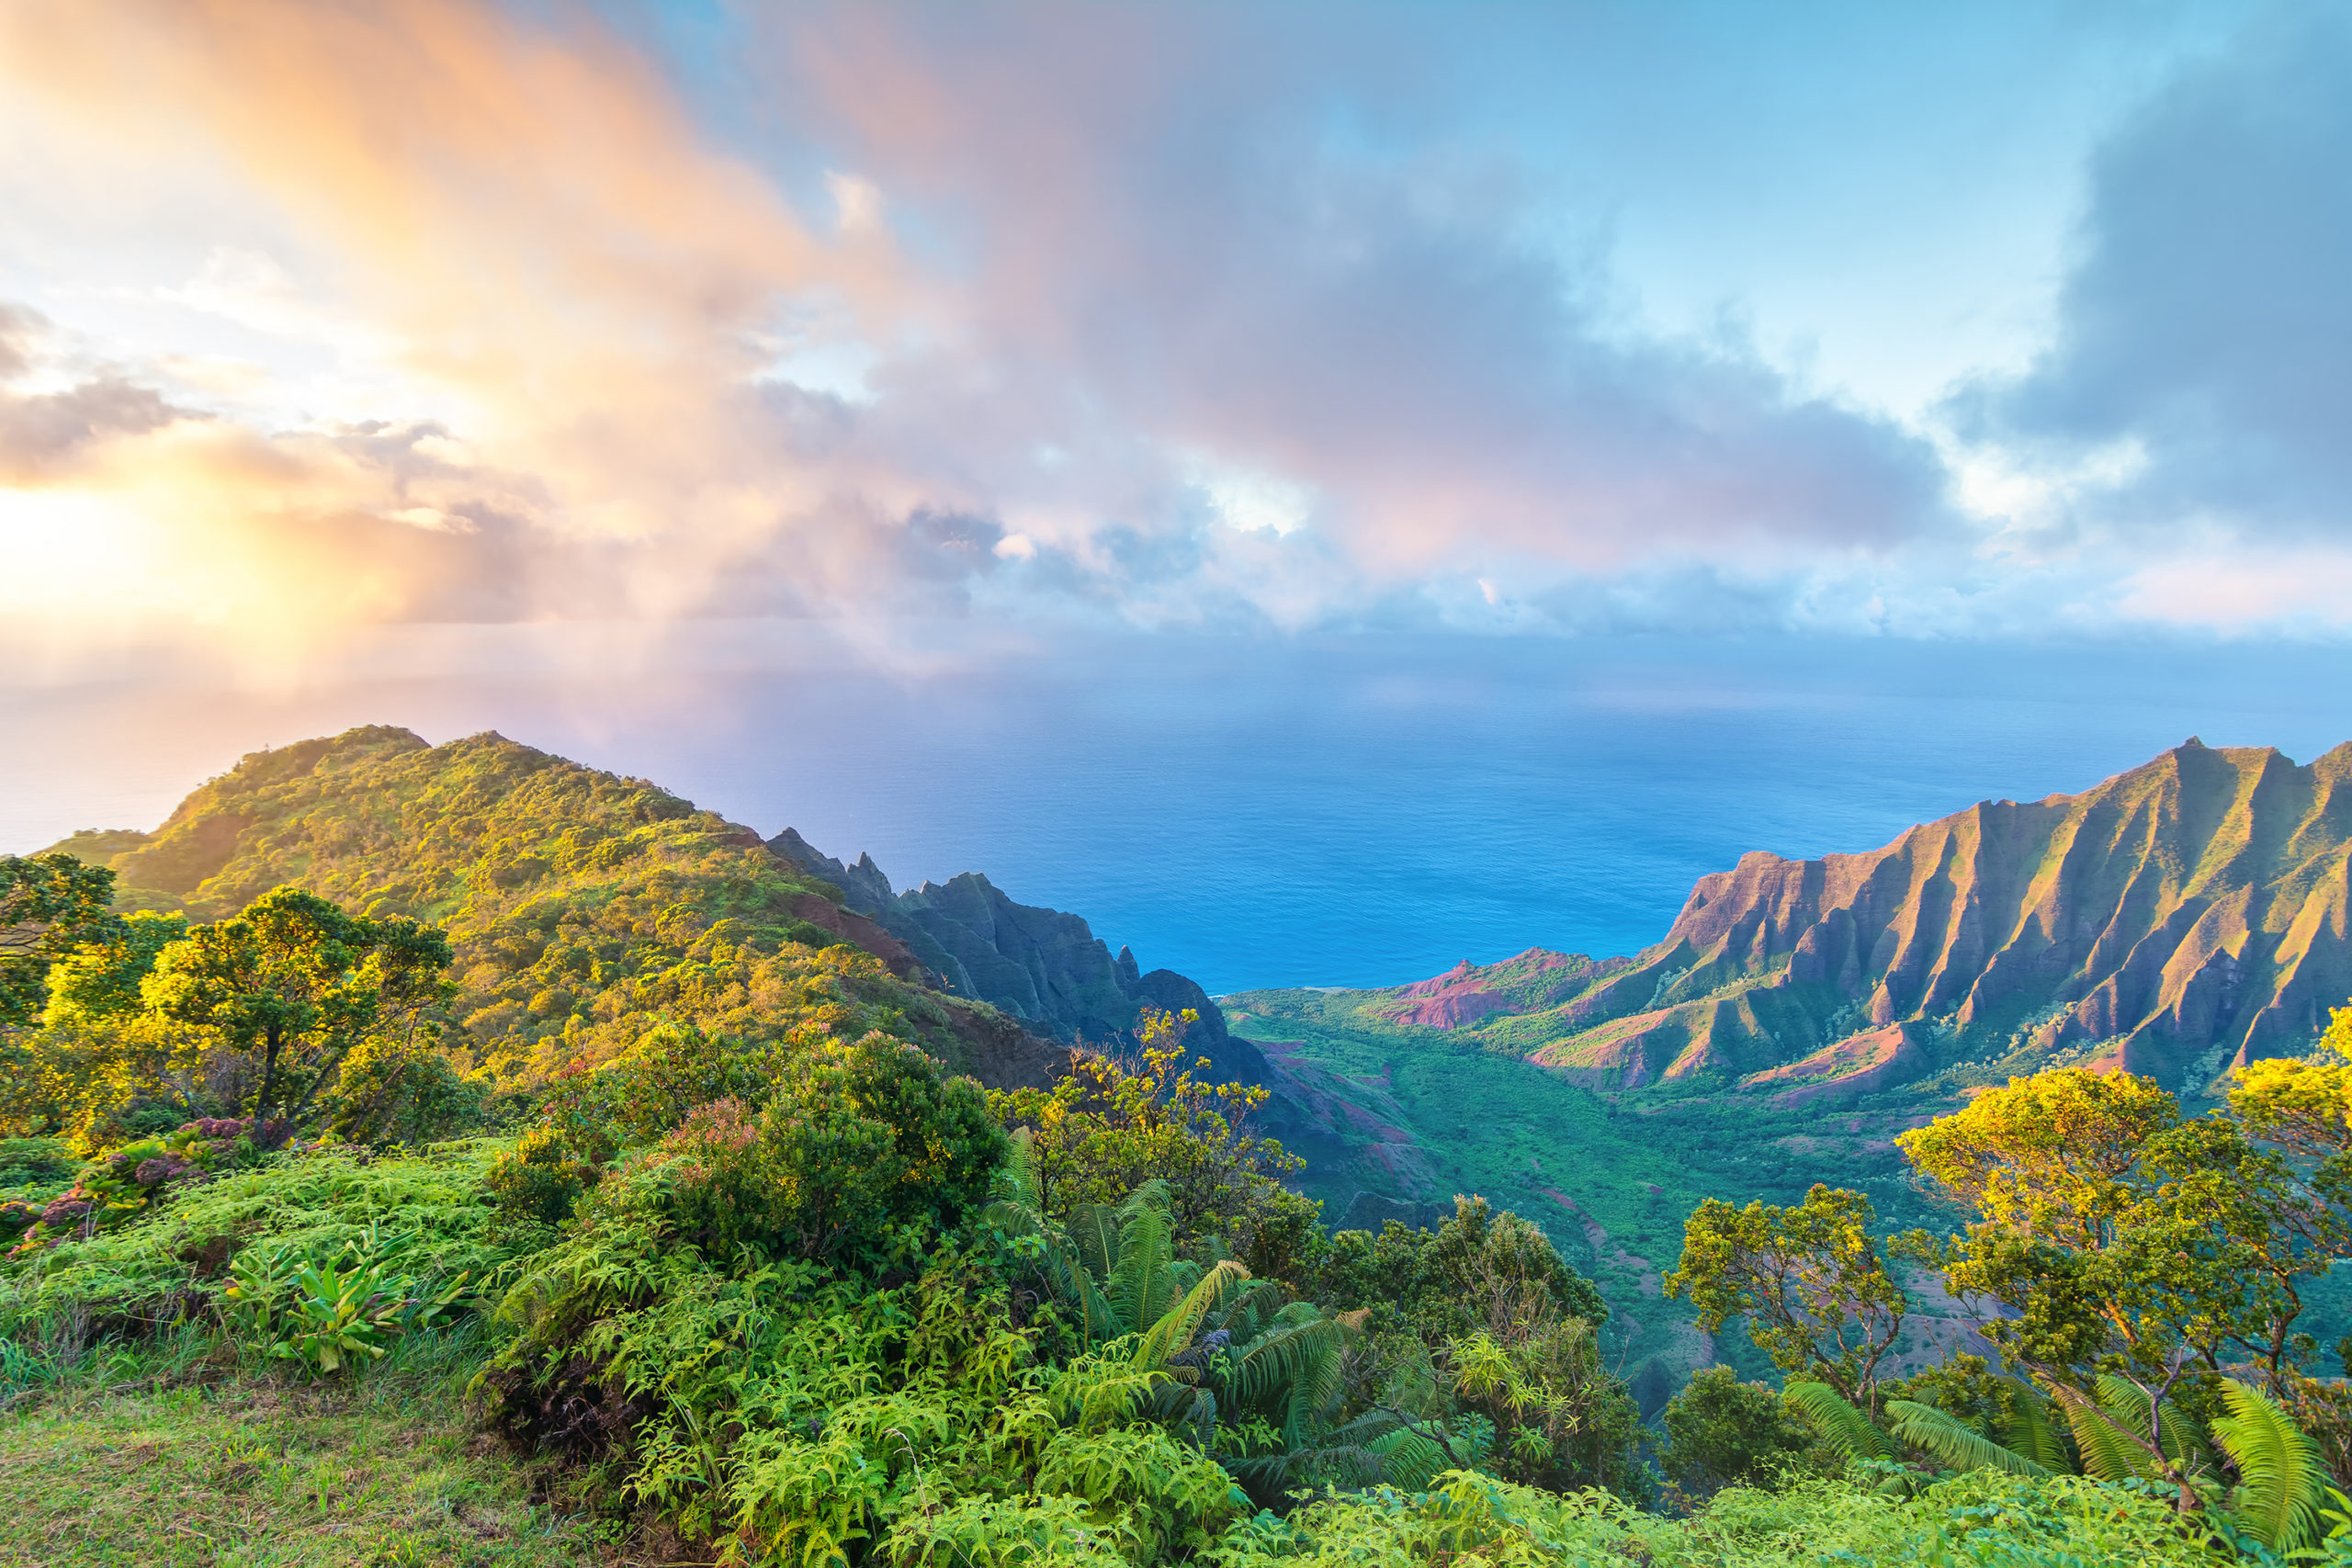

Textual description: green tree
[988,1007,1308,1269]
[1446,1313,1645,1496]
[1665,1184,1913,1407]
[132,886,453,1133]
[3,910,188,1142]
[1319,1195,1609,1347]
[1656,1366,1822,1501]
[601,1031,1006,1268]
[1899,1066,2352,1505]
[0,852,120,1027]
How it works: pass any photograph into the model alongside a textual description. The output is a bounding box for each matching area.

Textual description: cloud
[3,0,2347,660]
[0,305,181,479]
[742,6,1960,618]
[1954,13,2352,557]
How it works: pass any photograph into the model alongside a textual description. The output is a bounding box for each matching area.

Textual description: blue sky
[0,0,2346,674]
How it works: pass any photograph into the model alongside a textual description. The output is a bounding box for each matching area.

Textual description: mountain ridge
[764,826,1264,1082]
[34,724,1250,1094]
[1245,738,2352,1108]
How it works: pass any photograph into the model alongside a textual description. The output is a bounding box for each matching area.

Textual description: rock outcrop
[768,829,1262,1080]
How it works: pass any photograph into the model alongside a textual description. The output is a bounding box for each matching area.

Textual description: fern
[2094,1373,2202,1472]
[1886,1399,2052,1476]
[1783,1381,1888,1461]
[1132,1258,1249,1373]
[878,1492,1132,1568]
[2212,1377,2330,1552]
[1997,1377,2073,1473]
[2048,1382,2164,1483]
[1224,1311,1354,1442]
[1107,1185,1180,1334]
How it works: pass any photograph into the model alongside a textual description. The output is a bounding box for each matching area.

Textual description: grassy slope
[0,1334,611,1568]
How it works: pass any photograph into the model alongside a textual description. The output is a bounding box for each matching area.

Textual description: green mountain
[38,725,1066,1090]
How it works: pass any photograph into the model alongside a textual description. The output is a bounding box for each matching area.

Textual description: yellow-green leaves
[1665,1184,1909,1403]
[1896,1068,2178,1250]
[1901,1065,2352,1399]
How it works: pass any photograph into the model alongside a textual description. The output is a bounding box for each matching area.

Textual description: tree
[1311,1195,1639,1496]
[987,1007,1306,1265]
[4,910,187,1142]
[1318,1195,1610,1347]
[0,852,120,1027]
[134,886,453,1132]
[605,1031,1006,1268]
[1899,1066,2177,1252]
[1898,1066,2352,1506]
[1656,1367,1822,1501]
[1665,1184,1913,1407]
[1446,1312,1645,1496]
[2227,1044,2352,1162]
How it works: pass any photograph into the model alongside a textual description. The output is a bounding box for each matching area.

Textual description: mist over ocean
[9,634,2352,996]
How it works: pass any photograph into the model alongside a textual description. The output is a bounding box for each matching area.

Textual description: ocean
[7,632,2352,995]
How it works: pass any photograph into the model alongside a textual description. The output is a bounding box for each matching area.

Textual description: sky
[3,0,2348,681]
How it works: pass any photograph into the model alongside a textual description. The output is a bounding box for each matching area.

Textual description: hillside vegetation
[33,727,1059,1120]
[9,727,2352,1566]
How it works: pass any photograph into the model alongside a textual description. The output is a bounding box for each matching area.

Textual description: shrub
[588,1031,1005,1269]
[0,1140,514,1338]
[1657,1366,1825,1503]
[988,1008,1307,1269]
[6,1116,282,1255]
[480,1021,784,1225]
[1318,1195,1608,1347]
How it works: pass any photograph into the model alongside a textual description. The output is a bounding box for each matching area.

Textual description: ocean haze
[6,634,2350,996]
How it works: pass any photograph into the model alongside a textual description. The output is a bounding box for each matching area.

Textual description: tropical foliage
[20,728,2352,1564]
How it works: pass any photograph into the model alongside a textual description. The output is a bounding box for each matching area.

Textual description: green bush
[1658,1366,1826,1503]
[0,1140,514,1339]
[586,1031,1005,1269]
[1196,1466,2220,1567]
[0,1137,75,1198]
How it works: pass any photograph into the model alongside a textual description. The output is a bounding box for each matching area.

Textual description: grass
[0,1324,632,1568]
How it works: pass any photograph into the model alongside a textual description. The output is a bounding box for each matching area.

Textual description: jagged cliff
[1271,739,2352,1098]
[766,828,1264,1083]
[1541,738,2352,1089]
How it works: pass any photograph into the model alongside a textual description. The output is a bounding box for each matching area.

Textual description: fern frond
[1132,1258,1248,1372]
[1228,1314,1345,1403]
[2050,1382,2163,1483]
[1997,1378,2073,1474]
[1239,1315,1353,1444]
[2212,1378,2330,1552]
[1108,1199,1178,1336]
[2093,1373,2202,1471]
[1783,1382,1888,1461]
[1887,1399,2052,1476]
[989,1127,1043,1214]
[1067,1204,1123,1289]
[1366,1425,1453,1492]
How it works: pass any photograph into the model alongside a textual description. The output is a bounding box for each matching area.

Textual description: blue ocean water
[8,634,2352,995]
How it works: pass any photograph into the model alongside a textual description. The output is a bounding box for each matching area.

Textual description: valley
[1223,738,2352,1402]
